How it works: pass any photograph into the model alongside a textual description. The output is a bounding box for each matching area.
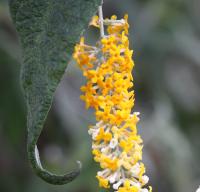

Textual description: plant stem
[98,0,104,38]
[103,19,125,25]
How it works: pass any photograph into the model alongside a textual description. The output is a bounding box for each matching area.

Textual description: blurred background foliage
[0,0,200,191]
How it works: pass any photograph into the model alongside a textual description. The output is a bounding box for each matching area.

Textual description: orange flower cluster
[73,14,152,192]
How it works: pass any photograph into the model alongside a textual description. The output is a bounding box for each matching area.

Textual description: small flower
[90,15,100,28]
[96,175,110,188]
[109,138,118,149]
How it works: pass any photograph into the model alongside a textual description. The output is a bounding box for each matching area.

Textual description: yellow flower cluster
[73,14,152,192]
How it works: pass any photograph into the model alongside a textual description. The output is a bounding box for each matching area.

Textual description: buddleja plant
[9,0,152,191]
[74,5,152,192]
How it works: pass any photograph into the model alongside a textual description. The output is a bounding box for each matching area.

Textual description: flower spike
[74,12,152,192]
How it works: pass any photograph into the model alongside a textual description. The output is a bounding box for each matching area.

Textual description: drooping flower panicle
[73,14,152,192]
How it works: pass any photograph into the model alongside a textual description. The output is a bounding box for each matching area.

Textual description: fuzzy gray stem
[98,0,104,37]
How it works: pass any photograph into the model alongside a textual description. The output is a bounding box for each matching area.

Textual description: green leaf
[9,0,101,185]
